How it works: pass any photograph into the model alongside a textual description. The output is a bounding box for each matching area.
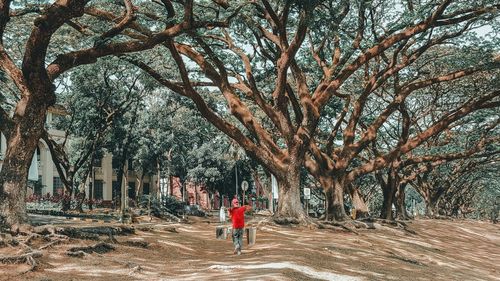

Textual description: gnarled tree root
[0,250,43,273]
[120,240,149,248]
[273,217,300,225]
[31,225,135,246]
[0,251,42,263]
[67,242,116,256]
[358,218,417,234]
[272,215,320,227]
[38,238,68,250]
[43,225,135,241]
[318,221,359,235]
[0,233,20,247]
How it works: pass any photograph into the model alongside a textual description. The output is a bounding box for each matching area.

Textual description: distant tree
[42,58,146,211]
[133,92,240,201]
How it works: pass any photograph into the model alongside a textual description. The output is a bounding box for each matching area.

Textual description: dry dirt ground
[1,215,499,281]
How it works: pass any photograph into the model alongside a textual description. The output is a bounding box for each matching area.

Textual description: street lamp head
[241,180,249,191]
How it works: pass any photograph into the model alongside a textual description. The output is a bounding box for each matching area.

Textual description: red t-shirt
[229,206,246,229]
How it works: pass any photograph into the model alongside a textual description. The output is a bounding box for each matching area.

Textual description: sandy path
[1,217,499,280]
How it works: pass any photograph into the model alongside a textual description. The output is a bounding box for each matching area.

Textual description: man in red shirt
[229,204,252,255]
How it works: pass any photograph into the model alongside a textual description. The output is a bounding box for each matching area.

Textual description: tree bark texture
[395,184,410,220]
[321,175,348,221]
[378,170,399,220]
[0,99,47,228]
[276,165,307,221]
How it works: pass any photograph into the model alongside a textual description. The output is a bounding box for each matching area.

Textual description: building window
[94,157,102,167]
[94,180,103,200]
[36,146,41,169]
[143,183,150,195]
[53,177,64,195]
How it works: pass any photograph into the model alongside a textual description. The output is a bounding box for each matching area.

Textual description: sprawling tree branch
[312,1,496,109]
[47,3,229,81]
[347,89,500,182]
[95,0,136,44]
[22,0,90,99]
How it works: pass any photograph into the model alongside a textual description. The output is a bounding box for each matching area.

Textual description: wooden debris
[67,251,86,258]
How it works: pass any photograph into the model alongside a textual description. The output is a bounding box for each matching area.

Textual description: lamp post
[235,164,238,199]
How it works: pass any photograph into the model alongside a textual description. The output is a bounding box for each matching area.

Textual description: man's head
[232,198,240,207]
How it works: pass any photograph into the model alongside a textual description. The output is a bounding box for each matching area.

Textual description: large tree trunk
[380,184,395,220]
[276,165,307,221]
[379,171,398,220]
[321,175,348,221]
[323,186,333,220]
[331,176,347,221]
[348,185,370,219]
[0,147,31,228]
[0,100,47,229]
[395,183,411,220]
